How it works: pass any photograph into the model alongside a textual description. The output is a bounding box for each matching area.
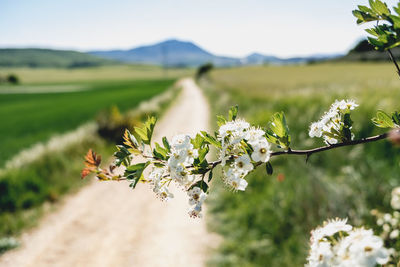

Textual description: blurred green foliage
[0,136,114,238]
[203,63,400,266]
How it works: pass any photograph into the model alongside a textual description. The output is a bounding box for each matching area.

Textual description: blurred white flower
[306,218,389,267]
[391,187,400,210]
[389,229,399,239]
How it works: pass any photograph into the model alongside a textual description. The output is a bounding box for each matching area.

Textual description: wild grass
[203,62,400,266]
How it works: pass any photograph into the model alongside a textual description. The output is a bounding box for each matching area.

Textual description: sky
[1,0,399,58]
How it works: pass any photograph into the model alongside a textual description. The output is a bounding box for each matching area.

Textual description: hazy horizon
[1,0,399,58]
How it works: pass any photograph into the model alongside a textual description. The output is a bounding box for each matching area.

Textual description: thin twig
[206,132,389,167]
[387,49,400,79]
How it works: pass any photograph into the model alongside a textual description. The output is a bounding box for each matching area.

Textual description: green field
[0,65,193,84]
[203,63,400,266]
[0,64,193,166]
[0,79,175,166]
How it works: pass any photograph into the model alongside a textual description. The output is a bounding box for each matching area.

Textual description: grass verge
[202,63,400,266]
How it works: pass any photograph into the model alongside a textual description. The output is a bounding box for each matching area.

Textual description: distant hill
[241,52,342,65]
[341,39,400,61]
[91,39,342,67]
[0,48,117,68]
[0,40,344,69]
[90,39,240,67]
[241,53,282,65]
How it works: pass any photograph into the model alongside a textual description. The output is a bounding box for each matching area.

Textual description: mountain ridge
[90,39,341,67]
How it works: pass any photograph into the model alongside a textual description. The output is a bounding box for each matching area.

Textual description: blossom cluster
[147,134,207,217]
[218,119,272,191]
[306,218,389,267]
[309,99,358,145]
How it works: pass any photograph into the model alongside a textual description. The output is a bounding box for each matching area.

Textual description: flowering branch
[82,99,400,218]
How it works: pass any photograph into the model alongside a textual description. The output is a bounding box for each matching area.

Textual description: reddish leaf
[81,168,92,179]
[84,149,101,168]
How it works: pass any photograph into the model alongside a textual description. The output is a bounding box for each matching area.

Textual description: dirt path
[0,78,216,267]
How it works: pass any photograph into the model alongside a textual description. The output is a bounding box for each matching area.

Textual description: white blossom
[306,241,333,267]
[245,127,266,145]
[234,154,253,174]
[170,134,192,151]
[188,187,206,206]
[155,186,174,201]
[309,122,323,138]
[251,139,271,163]
[309,99,358,145]
[187,186,207,218]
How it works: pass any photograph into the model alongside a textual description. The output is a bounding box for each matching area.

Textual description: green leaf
[190,180,209,193]
[134,126,149,144]
[154,162,164,168]
[389,15,400,29]
[208,170,214,182]
[368,37,385,50]
[353,10,365,24]
[216,115,227,127]
[372,110,396,128]
[265,130,280,146]
[269,112,288,137]
[162,136,171,153]
[201,131,222,148]
[394,3,400,15]
[365,28,379,37]
[114,145,131,167]
[358,5,373,13]
[125,162,150,188]
[228,105,238,121]
[392,111,400,125]
[370,0,390,16]
[191,158,209,174]
[266,162,273,175]
[192,134,205,149]
[154,142,168,160]
[198,146,209,162]
[268,112,291,148]
[145,116,157,144]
